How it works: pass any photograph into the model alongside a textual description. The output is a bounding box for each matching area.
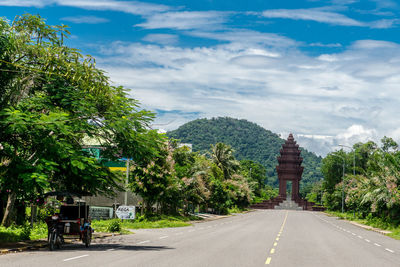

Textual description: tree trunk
[2,192,16,227]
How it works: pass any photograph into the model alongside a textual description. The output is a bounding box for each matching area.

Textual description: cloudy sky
[1,0,400,156]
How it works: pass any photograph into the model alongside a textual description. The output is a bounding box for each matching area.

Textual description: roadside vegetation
[308,136,400,237]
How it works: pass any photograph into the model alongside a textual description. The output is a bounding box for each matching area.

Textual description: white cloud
[351,39,399,49]
[61,15,109,24]
[188,30,298,48]
[263,8,365,26]
[142,34,179,46]
[58,0,170,16]
[370,19,399,29]
[0,0,52,7]
[262,8,398,28]
[295,125,378,156]
[93,35,400,156]
[336,125,377,141]
[310,42,342,48]
[0,0,170,15]
[136,11,229,30]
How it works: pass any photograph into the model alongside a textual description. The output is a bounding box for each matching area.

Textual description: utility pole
[339,144,355,175]
[125,159,129,206]
[332,154,346,213]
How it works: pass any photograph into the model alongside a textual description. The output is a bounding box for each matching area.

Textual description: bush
[19,224,31,240]
[106,219,121,232]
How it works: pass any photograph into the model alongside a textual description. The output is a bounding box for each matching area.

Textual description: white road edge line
[137,240,150,245]
[107,248,115,251]
[63,255,89,262]
[385,248,394,253]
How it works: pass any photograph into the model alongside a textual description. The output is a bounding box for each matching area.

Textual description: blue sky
[1,0,400,155]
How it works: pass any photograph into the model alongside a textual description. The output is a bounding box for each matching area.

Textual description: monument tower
[250,133,319,210]
[276,133,304,200]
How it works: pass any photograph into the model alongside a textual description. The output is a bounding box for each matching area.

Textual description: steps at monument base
[250,196,286,209]
[275,198,303,210]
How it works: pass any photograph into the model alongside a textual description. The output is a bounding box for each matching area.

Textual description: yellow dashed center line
[265,211,289,265]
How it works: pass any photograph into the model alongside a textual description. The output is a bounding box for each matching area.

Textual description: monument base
[250,196,319,211]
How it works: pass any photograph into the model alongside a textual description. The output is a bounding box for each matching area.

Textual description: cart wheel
[56,234,62,249]
[84,230,91,247]
[49,231,56,251]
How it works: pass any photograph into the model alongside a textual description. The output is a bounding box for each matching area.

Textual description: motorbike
[44,192,94,250]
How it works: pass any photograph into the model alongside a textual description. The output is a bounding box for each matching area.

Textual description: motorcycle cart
[44,192,94,250]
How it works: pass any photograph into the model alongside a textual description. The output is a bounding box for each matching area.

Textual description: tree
[129,134,176,213]
[210,143,239,180]
[239,160,267,197]
[321,150,348,194]
[381,136,398,153]
[0,14,154,226]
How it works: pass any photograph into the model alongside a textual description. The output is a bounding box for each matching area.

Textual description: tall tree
[0,14,154,226]
[210,143,240,180]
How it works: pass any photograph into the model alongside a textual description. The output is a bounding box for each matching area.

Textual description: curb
[347,221,392,235]
[0,232,121,255]
[324,213,392,236]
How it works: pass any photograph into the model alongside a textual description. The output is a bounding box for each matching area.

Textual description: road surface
[1,210,399,266]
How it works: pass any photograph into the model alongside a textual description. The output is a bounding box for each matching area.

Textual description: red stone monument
[276,133,303,200]
[250,133,319,210]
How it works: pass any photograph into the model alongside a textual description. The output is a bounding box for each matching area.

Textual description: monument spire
[276,133,304,200]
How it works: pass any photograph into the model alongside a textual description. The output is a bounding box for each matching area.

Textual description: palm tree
[210,143,240,180]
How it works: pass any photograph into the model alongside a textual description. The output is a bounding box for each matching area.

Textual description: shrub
[107,219,121,232]
[19,224,31,240]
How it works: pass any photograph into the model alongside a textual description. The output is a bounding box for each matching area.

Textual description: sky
[1,0,400,156]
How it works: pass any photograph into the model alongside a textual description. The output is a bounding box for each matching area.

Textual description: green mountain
[167,117,322,195]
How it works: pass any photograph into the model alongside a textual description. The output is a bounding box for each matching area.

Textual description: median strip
[265,211,288,265]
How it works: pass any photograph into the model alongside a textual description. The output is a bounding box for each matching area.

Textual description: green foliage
[322,137,400,226]
[305,181,323,204]
[106,219,121,232]
[129,135,178,213]
[0,222,47,243]
[0,14,155,226]
[210,143,240,180]
[167,117,323,195]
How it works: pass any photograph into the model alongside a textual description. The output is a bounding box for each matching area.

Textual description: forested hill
[167,117,323,193]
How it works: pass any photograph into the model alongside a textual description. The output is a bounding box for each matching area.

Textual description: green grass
[92,214,196,233]
[325,211,400,240]
[228,206,249,214]
[0,214,197,243]
[0,222,47,243]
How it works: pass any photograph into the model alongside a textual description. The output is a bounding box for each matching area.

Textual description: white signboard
[116,206,135,219]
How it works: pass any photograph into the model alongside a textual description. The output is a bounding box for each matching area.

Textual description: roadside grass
[228,206,249,214]
[325,210,400,240]
[92,214,198,233]
[0,222,48,243]
[1,214,198,243]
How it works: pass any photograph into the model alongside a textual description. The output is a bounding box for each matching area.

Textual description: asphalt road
[1,210,400,267]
